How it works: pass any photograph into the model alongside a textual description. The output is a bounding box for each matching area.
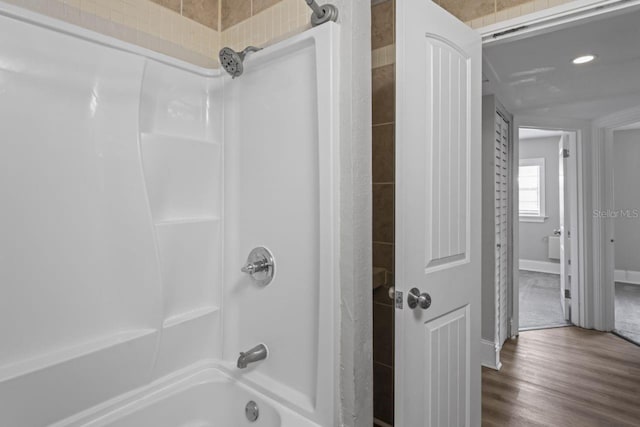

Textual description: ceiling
[483,7,640,120]
[519,128,566,140]
[615,121,640,131]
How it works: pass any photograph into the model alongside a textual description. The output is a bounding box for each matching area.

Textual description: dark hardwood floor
[483,327,640,426]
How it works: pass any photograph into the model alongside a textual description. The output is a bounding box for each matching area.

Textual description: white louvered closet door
[495,113,509,345]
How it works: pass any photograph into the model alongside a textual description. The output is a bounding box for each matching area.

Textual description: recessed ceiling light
[572,55,596,65]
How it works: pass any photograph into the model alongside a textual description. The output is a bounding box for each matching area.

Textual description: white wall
[519,135,562,264]
[332,1,373,426]
[613,129,640,274]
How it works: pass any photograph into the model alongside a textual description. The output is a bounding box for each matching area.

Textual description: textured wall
[331,1,373,426]
[519,136,562,263]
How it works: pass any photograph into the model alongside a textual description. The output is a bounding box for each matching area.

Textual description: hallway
[482,327,640,426]
[519,270,570,330]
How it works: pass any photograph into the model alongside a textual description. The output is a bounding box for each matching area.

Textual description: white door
[395,0,482,425]
[558,134,572,321]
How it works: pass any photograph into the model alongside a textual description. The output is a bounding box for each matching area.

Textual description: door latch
[395,290,403,309]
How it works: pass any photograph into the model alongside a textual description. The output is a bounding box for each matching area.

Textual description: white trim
[519,259,561,275]
[519,216,548,223]
[480,0,640,45]
[519,157,546,219]
[480,339,502,370]
[614,270,640,285]
[514,117,588,331]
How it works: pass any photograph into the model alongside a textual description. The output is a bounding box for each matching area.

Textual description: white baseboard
[615,269,640,285]
[480,339,502,371]
[519,259,561,275]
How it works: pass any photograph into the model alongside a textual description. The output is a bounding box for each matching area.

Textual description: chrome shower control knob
[407,287,431,310]
[241,247,275,286]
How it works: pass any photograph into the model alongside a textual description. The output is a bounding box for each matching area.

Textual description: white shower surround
[0,2,340,426]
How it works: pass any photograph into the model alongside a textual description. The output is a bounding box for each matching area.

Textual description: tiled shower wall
[3,0,221,67]
[4,0,316,66]
[218,0,311,52]
[6,0,577,69]
[371,0,395,425]
[220,0,578,47]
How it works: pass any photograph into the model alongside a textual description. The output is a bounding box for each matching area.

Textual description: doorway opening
[482,2,640,339]
[517,127,577,331]
[610,125,640,345]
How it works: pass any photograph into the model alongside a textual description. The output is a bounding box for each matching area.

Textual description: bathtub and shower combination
[0,2,340,426]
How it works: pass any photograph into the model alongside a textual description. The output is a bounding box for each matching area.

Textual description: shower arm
[305,0,338,26]
[305,0,324,17]
[239,46,262,59]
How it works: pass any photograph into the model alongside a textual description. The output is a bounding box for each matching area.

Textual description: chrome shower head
[219,46,262,78]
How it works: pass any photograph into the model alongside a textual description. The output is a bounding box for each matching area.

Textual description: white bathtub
[59,366,321,427]
[0,1,339,426]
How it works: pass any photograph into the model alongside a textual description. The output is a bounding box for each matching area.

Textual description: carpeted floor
[519,270,569,330]
[615,282,640,345]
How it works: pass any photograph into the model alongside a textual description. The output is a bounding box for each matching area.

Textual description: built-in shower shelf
[155,216,220,227]
[140,132,219,147]
[0,328,157,382]
[162,305,220,329]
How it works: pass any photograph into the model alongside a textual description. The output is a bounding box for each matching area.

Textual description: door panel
[425,38,469,271]
[424,306,470,427]
[395,1,482,426]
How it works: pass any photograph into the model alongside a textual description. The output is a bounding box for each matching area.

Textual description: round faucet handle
[240,247,275,286]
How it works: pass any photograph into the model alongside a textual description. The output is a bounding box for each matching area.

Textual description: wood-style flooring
[483,326,640,426]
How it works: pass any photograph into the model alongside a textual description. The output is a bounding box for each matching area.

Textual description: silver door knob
[407,287,431,310]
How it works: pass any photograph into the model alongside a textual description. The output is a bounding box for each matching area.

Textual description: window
[519,158,546,222]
